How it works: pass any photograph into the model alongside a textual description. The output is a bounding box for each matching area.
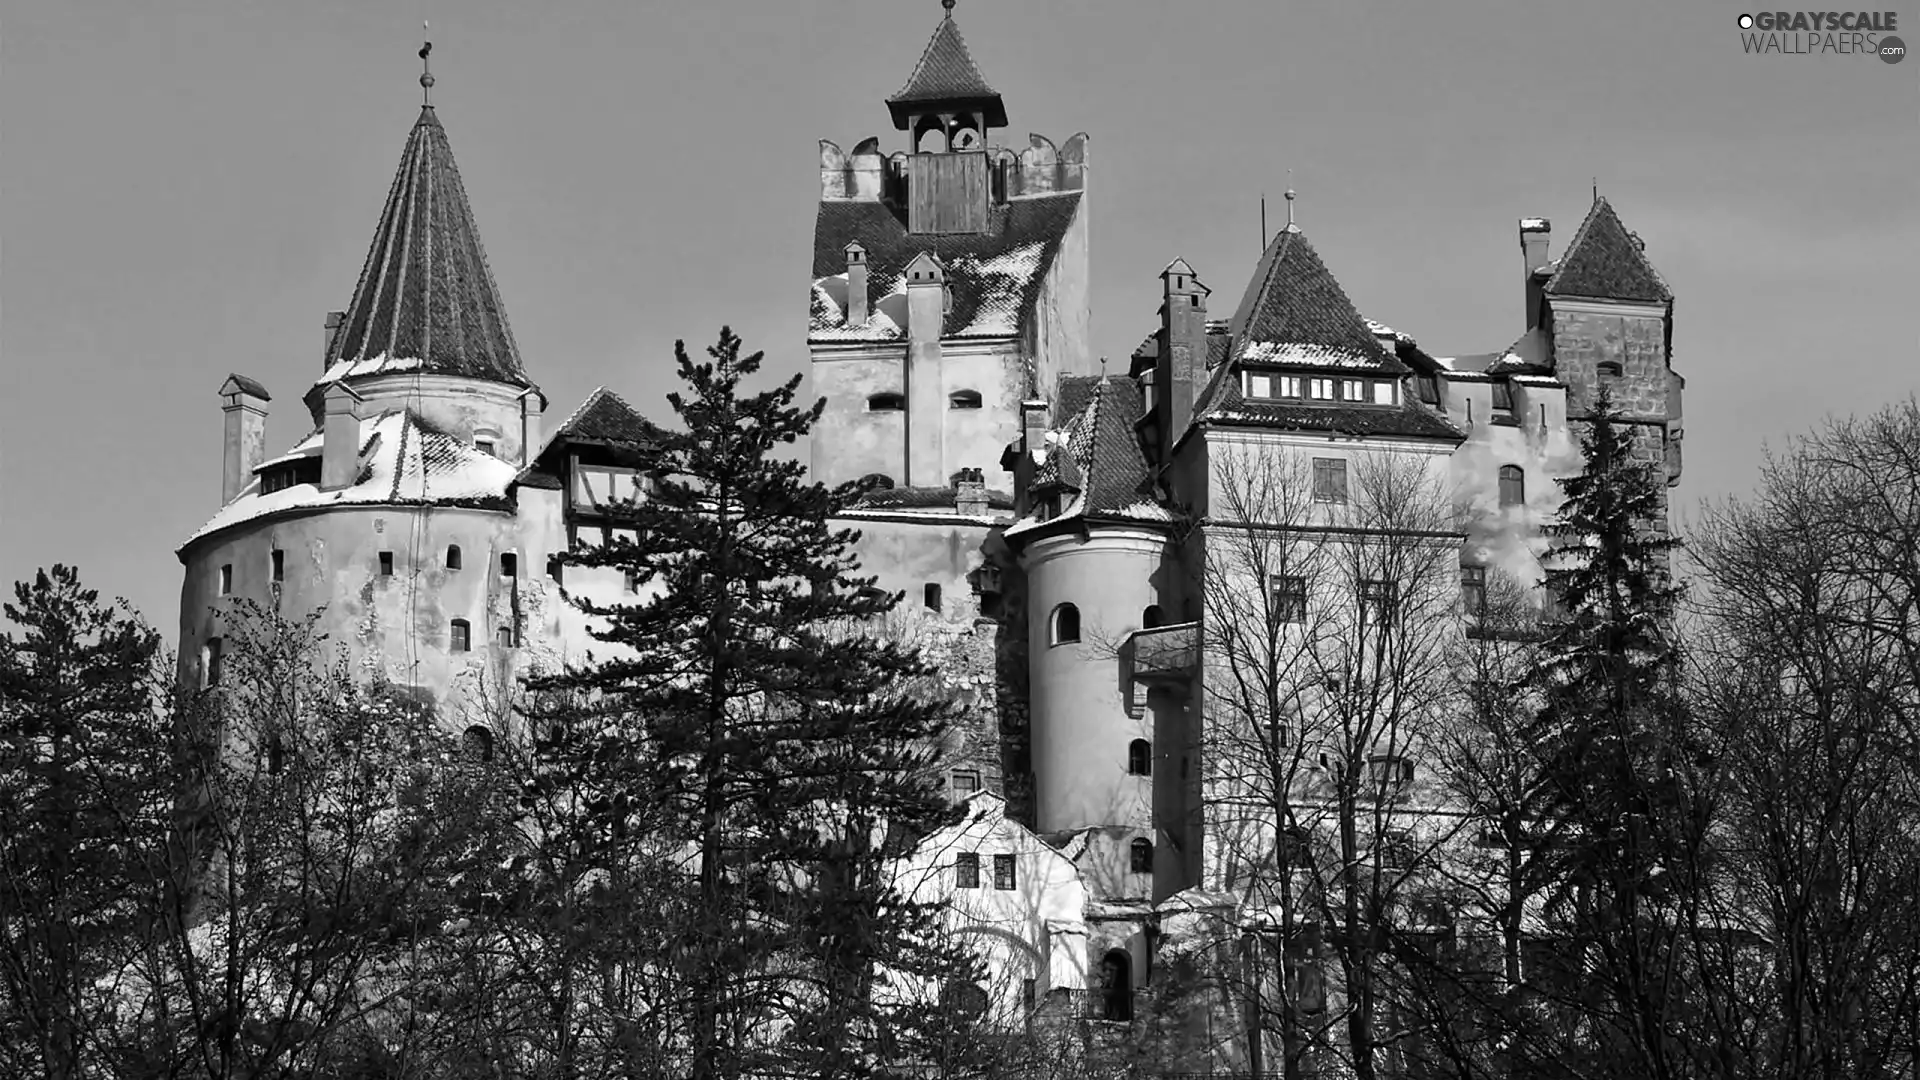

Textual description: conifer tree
[1526,387,1701,1075]
[539,328,978,1079]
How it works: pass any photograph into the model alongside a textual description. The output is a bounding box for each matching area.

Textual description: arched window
[463,725,494,764]
[1498,465,1525,507]
[446,544,462,570]
[949,389,983,410]
[1130,838,1154,873]
[1127,739,1151,776]
[1597,360,1623,378]
[867,393,905,412]
[1050,603,1081,645]
[450,619,471,652]
[1142,605,1164,629]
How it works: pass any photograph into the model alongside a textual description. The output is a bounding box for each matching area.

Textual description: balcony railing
[1129,621,1199,685]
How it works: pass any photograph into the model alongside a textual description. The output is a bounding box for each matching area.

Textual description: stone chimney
[218,374,271,505]
[319,381,364,491]
[519,388,546,468]
[954,467,989,517]
[903,251,947,487]
[323,310,346,369]
[1158,259,1209,457]
[845,242,869,327]
[1520,218,1551,329]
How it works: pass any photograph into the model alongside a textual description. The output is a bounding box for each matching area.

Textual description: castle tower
[809,2,1092,496]
[176,76,575,721]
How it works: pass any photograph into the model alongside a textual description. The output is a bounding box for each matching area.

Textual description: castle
[176,4,1684,1068]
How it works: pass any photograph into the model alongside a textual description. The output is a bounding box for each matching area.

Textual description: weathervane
[419,22,434,106]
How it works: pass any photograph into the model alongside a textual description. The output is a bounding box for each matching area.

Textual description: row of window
[1242,372,1399,407]
[201,616,518,687]
[867,390,982,412]
[1255,576,1400,625]
[216,546,520,596]
[953,852,1017,890]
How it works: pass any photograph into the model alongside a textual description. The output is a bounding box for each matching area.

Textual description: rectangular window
[1379,829,1415,870]
[270,550,284,584]
[1359,579,1398,625]
[1461,565,1487,616]
[450,620,471,652]
[993,854,1017,890]
[475,439,496,457]
[1343,380,1367,402]
[1416,375,1439,404]
[378,551,394,577]
[951,769,982,800]
[205,637,223,688]
[1270,575,1307,624]
[1373,381,1396,405]
[497,625,515,648]
[1369,754,1415,793]
[1278,375,1301,398]
[1309,378,1335,400]
[1247,372,1273,398]
[1022,978,1037,1010]
[500,553,517,578]
[218,564,233,595]
[955,853,980,890]
[1492,381,1513,411]
[1311,458,1348,504]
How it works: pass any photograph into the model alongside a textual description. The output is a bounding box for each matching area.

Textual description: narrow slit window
[204,637,223,688]
[270,550,284,584]
[378,551,394,577]
[219,564,233,595]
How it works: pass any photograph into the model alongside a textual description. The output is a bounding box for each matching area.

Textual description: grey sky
[3,0,1915,641]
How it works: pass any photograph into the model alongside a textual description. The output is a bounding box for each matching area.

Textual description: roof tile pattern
[549,387,663,447]
[1190,361,1462,442]
[1544,197,1672,303]
[326,107,530,390]
[1228,229,1406,373]
[1025,375,1166,524]
[887,13,1008,128]
[810,194,1081,342]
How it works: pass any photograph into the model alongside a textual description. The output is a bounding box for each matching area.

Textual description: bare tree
[1189,442,1466,1080]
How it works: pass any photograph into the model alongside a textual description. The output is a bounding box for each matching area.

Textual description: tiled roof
[549,387,662,447]
[1226,228,1406,374]
[321,106,531,396]
[1011,375,1167,538]
[1544,197,1672,303]
[1190,361,1463,442]
[886,12,1008,130]
[180,409,519,552]
[810,194,1082,343]
[220,373,271,400]
[846,485,1015,512]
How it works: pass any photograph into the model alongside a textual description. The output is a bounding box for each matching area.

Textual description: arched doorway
[1098,948,1133,1021]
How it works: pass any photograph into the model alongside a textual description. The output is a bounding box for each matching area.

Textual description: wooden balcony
[1129,622,1199,685]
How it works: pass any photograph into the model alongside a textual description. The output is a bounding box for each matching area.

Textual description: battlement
[820,132,1088,204]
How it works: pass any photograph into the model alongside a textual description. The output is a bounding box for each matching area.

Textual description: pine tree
[1526,387,1700,1075]
[538,328,978,1079]
[0,566,166,1080]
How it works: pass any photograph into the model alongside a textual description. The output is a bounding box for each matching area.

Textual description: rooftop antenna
[1592,176,1599,204]
[419,23,434,106]
[1260,193,1267,251]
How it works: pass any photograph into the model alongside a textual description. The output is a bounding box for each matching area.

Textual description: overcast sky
[3,0,1915,640]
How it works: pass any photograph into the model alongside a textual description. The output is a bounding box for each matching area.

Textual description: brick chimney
[218,374,271,505]
[1520,218,1551,329]
[323,310,346,369]
[1158,259,1209,457]
[904,251,947,487]
[845,242,869,327]
[519,388,546,468]
[319,381,364,491]
[954,467,988,516]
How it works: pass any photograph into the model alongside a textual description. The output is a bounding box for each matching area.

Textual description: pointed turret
[1544,196,1671,303]
[1226,227,1404,371]
[887,2,1008,132]
[312,104,530,417]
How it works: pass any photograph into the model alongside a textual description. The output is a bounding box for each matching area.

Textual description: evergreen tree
[0,566,166,1080]
[1527,387,1701,1076]
[538,328,979,1079]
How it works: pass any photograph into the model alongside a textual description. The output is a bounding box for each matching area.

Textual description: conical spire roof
[323,106,530,390]
[1225,227,1404,372]
[886,8,1008,130]
[1544,196,1671,303]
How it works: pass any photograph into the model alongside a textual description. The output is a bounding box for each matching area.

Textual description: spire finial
[941,0,956,11]
[1284,176,1297,231]
[419,23,434,106]
[1593,177,1599,204]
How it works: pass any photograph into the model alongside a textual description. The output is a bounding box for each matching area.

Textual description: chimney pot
[1520,218,1551,329]
[219,374,271,505]
[845,242,869,327]
[319,382,364,491]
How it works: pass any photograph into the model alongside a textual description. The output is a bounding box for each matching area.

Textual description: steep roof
[1189,360,1463,442]
[1226,228,1406,373]
[522,387,665,483]
[1544,197,1672,303]
[1010,374,1167,539]
[810,194,1082,343]
[886,11,1008,130]
[321,106,531,395]
[179,409,519,553]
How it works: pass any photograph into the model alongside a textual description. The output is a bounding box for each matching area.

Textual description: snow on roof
[1237,340,1393,368]
[314,353,424,386]
[180,409,519,551]
[250,437,323,474]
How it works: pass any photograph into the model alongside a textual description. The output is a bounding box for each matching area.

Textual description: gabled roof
[1009,375,1168,539]
[179,408,519,553]
[321,106,531,397]
[886,11,1008,130]
[810,194,1082,343]
[521,387,665,484]
[220,374,271,400]
[1544,197,1671,303]
[1226,228,1406,373]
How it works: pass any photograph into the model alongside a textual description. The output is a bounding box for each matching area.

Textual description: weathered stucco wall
[329,374,535,465]
[940,345,1026,482]
[810,350,908,486]
[1450,383,1582,592]
[1029,195,1093,397]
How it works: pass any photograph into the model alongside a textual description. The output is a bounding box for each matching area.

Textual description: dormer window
[868,393,905,412]
[475,439,496,458]
[1309,378,1336,401]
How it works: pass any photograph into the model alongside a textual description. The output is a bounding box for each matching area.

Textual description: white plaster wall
[1022,529,1166,836]
[332,374,533,464]
[940,345,1025,482]
[1450,383,1581,592]
[809,349,907,487]
[1029,197,1094,396]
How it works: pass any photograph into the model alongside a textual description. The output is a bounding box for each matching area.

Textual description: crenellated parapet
[819,132,1088,205]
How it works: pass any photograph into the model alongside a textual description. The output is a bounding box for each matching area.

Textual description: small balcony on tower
[1126,621,1199,686]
